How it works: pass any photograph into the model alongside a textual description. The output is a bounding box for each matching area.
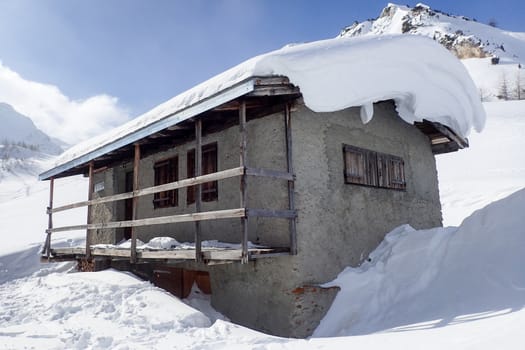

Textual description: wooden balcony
[42,101,297,265]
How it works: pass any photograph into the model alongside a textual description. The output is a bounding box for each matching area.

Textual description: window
[187,142,218,204]
[343,144,406,190]
[153,156,178,208]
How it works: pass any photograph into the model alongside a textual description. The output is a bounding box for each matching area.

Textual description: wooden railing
[43,102,297,264]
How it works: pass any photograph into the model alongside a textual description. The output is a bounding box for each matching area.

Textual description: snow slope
[437,100,525,225]
[0,168,86,256]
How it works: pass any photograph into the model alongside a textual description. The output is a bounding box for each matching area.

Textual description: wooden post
[195,119,203,262]
[85,162,94,259]
[285,103,297,255]
[239,101,248,263]
[44,177,54,258]
[131,143,140,263]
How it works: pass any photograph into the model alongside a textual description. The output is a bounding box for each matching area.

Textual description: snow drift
[314,187,525,337]
[49,34,485,175]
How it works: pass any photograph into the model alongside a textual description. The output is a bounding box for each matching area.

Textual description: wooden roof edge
[414,119,469,155]
[39,76,301,181]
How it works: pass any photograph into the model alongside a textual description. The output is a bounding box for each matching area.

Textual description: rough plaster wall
[209,257,300,337]
[90,169,117,245]
[292,101,442,287]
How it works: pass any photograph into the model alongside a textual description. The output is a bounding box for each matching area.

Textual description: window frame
[153,156,179,209]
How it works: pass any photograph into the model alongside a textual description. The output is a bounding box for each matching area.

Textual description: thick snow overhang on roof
[40,34,485,180]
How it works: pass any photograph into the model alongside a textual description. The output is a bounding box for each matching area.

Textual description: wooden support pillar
[194,119,203,262]
[285,103,297,255]
[131,143,140,263]
[43,177,54,258]
[85,162,94,259]
[239,101,249,263]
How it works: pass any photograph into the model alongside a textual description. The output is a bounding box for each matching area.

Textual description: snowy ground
[1,102,524,349]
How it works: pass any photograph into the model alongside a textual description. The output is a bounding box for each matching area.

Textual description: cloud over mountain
[0,61,130,145]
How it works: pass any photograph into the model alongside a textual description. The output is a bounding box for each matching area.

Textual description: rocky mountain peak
[339,3,524,62]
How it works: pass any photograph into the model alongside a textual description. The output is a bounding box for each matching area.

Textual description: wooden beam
[253,76,291,86]
[285,103,297,255]
[131,143,140,263]
[431,142,460,154]
[212,100,266,112]
[93,166,109,174]
[43,177,54,258]
[431,121,469,149]
[51,167,245,213]
[48,208,246,233]
[247,85,300,97]
[49,245,290,262]
[195,119,203,263]
[85,162,94,259]
[239,101,249,264]
[141,250,196,260]
[49,247,85,255]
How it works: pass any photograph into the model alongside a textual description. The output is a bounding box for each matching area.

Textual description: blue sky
[0,0,523,142]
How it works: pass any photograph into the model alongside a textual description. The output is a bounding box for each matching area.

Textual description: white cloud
[0,61,130,145]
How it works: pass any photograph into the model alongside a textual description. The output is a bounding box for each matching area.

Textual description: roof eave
[39,78,257,181]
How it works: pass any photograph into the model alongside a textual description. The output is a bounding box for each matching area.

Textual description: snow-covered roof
[40,34,485,180]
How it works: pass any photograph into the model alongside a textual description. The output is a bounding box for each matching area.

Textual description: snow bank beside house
[49,34,484,174]
[314,187,525,337]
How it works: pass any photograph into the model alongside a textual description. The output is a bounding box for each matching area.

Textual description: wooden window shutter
[364,150,378,186]
[343,144,406,191]
[187,142,218,204]
[387,156,406,190]
[376,153,389,188]
[344,145,366,185]
[202,143,218,202]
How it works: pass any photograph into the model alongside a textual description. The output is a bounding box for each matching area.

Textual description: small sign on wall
[94,181,105,192]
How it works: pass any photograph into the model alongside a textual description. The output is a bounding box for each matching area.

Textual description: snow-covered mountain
[340,3,525,100]
[0,102,63,180]
[340,3,525,62]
